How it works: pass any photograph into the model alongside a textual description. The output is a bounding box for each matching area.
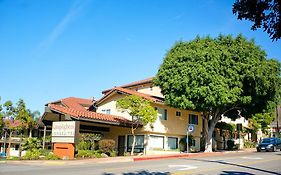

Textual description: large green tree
[155,34,281,152]
[116,95,157,155]
[233,0,281,41]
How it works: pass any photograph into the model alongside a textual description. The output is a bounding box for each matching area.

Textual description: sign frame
[51,121,80,144]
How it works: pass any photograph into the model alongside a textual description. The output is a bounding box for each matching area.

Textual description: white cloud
[37,0,91,51]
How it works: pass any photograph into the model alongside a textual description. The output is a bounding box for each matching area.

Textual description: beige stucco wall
[143,104,202,137]
[96,93,132,120]
[136,86,164,98]
[96,88,203,152]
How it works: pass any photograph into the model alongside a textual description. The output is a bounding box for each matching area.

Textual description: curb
[2,149,255,165]
[133,152,224,161]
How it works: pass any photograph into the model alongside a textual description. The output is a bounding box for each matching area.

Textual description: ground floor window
[150,135,164,149]
[168,137,178,150]
[127,135,144,153]
[191,139,196,147]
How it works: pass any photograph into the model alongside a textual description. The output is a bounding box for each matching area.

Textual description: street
[1,151,281,175]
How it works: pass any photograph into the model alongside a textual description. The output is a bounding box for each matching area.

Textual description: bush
[76,140,91,151]
[22,137,42,151]
[6,156,20,160]
[98,139,115,154]
[109,150,117,157]
[45,153,61,160]
[227,140,235,150]
[244,141,257,148]
[22,149,61,160]
[75,150,101,159]
[22,149,42,160]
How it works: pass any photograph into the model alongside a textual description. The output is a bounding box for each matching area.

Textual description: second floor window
[102,109,111,114]
[176,111,181,117]
[189,114,198,125]
[155,107,167,120]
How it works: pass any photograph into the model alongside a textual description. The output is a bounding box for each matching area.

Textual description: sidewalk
[0,148,256,166]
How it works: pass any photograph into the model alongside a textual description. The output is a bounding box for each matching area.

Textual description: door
[118,136,126,156]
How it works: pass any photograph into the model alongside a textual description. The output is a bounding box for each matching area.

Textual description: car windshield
[261,138,275,144]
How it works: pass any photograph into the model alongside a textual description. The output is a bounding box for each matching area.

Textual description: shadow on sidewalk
[103,170,170,175]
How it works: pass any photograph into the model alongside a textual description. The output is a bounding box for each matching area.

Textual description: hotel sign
[52,121,79,143]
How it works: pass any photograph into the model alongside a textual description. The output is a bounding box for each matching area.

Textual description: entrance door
[118,136,126,156]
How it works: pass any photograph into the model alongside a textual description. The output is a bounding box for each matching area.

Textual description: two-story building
[40,77,204,155]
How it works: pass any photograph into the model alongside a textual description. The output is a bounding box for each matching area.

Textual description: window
[155,107,167,120]
[176,111,181,117]
[168,137,178,150]
[189,114,198,125]
[191,139,196,147]
[150,135,164,149]
[101,109,111,114]
[127,135,144,153]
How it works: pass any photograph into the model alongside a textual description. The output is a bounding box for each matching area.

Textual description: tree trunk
[19,133,23,157]
[205,115,220,152]
[130,127,136,156]
[7,131,13,157]
[29,128,32,138]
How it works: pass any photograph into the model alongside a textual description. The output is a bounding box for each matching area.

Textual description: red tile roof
[47,97,131,125]
[102,77,154,94]
[60,97,93,111]
[96,87,164,105]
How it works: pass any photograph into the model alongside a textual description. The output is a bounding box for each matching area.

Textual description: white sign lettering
[52,121,79,143]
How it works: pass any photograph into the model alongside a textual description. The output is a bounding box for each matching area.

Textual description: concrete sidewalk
[0,148,256,166]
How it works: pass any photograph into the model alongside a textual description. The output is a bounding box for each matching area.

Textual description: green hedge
[244,141,257,148]
[22,149,60,160]
[75,150,102,158]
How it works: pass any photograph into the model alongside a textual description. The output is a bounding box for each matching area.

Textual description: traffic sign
[188,124,195,133]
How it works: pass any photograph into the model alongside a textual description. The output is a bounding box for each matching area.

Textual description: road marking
[44,161,65,165]
[168,165,198,171]
[241,157,263,160]
[171,157,281,175]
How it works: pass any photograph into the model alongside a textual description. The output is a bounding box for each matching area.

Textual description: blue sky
[0,0,280,114]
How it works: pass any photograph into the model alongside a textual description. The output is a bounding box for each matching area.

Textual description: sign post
[187,124,195,153]
[186,130,189,153]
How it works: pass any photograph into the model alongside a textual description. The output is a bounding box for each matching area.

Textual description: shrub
[45,153,61,160]
[22,149,42,160]
[109,150,117,157]
[22,137,42,151]
[227,140,235,150]
[6,156,20,160]
[75,150,101,158]
[98,139,115,154]
[244,141,257,148]
[76,140,91,151]
[22,149,61,160]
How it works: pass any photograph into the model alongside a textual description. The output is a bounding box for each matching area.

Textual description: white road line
[241,156,263,160]
[168,165,198,171]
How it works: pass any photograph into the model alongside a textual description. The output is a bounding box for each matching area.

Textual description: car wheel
[257,149,260,152]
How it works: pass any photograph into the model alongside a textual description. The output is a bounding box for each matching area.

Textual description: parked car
[256,138,281,152]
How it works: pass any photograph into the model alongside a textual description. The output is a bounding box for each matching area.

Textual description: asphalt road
[1,151,281,175]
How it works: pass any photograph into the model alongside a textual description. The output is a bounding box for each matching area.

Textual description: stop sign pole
[186,128,189,153]
[187,124,195,153]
